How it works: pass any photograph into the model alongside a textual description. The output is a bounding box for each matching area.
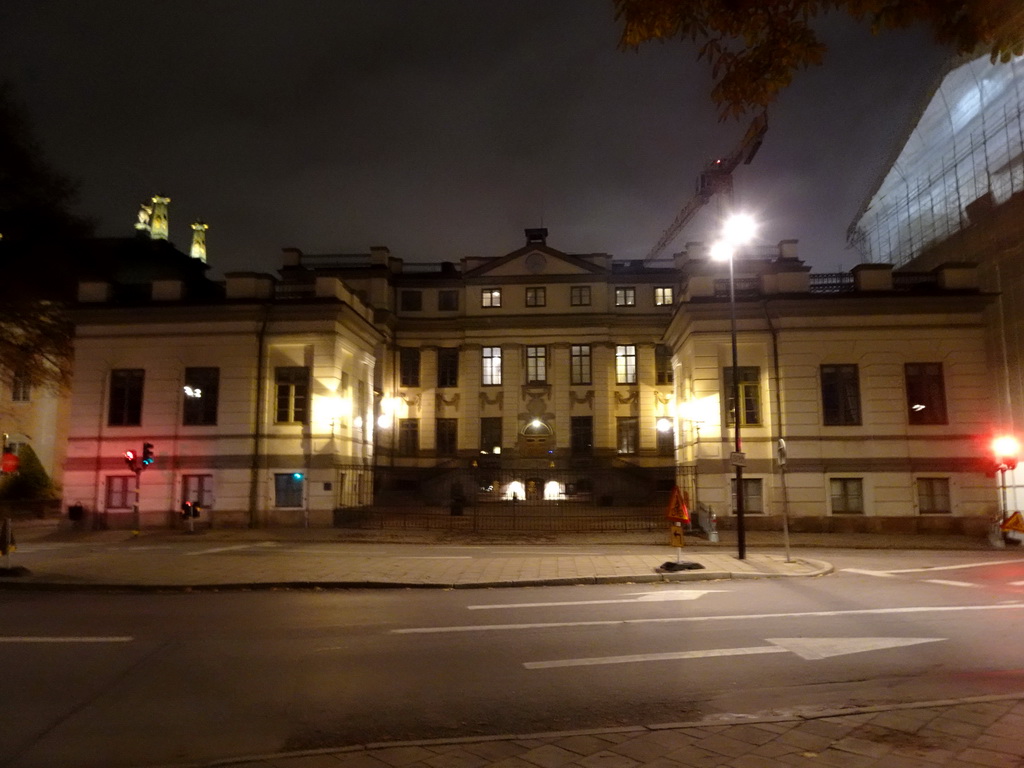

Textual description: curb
[0,560,833,592]
[137,690,1024,768]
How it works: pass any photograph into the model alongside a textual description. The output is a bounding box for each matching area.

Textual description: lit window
[482,288,502,308]
[616,345,637,384]
[615,287,636,307]
[654,287,674,306]
[482,347,502,386]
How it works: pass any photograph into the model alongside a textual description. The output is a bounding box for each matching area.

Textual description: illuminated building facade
[60,229,1001,532]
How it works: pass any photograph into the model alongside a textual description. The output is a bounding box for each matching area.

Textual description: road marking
[866,557,1024,575]
[1010,580,1024,586]
[185,544,262,556]
[925,579,979,588]
[524,637,945,669]
[842,569,898,578]
[0,636,134,643]
[392,602,1024,634]
[469,590,727,610]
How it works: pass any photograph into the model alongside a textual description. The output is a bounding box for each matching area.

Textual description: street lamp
[712,214,757,560]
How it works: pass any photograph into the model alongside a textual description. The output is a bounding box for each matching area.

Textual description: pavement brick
[952,747,1023,767]
[370,747,439,766]
[421,748,492,768]
[663,743,730,767]
[575,750,640,768]
[687,733,752,758]
[519,745,580,768]
[552,736,620,757]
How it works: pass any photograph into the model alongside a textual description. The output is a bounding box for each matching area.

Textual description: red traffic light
[992,435,1020,470]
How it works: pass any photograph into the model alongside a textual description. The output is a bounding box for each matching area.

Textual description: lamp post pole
[727,252,746,560]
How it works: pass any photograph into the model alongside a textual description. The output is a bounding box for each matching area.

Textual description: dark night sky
[1,1,950,277]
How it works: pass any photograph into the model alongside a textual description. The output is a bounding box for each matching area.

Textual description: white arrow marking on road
[0,636,134,643]
[393,602,1024,634]
[469,590,726,610]
[524,637,945,669]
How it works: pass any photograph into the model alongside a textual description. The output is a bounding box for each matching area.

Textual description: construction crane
[644,111,768,263]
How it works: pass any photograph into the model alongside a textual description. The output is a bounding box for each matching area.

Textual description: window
[730,478,764,514]
[821,364,861,426]
[525,287,546,307]
[183,367,219,426]
[399,290,422,311]
[570,286,591,306]
[399,348,421,388]
[482,346,502,386]
[655,345,673,385]
[830,478,864,514]
[182,474,214,508]
[654,287,674,306]
[480,417,502,453]
[11,373,30,402]
[482,288,502,308]
[274,473,304,508]
[437,348,459,388]
[617,417,639,454]
[438,289,459,311]
[570,345,592,385]
[525,346,547,383]
[436,418,458,456]
[398,418,420,456]
[105,476,132,509]
[615,287,636,307]
[725,367,761,426]
[918,478,951,514]
[275,366,310,424]
[616,345,637,385]
[906,363,947,425]
[108,369,144,426]
[571,416,593,455]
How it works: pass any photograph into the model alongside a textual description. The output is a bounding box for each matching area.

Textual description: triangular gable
[463,244,609,279]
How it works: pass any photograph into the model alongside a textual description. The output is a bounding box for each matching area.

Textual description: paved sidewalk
[1,521,831,590]
[150,693,1024,768]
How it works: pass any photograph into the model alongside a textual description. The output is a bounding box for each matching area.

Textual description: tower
[149,195,170,240]
[190,221,209,263]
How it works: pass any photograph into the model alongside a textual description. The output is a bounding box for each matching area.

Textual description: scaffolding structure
[850,55,1024,267]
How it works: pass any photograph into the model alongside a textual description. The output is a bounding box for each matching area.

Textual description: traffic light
[142,442,155,467]
[124,449,138,472]
[180,501,199,519]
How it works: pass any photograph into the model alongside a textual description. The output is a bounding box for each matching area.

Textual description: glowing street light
[712,213,757,561]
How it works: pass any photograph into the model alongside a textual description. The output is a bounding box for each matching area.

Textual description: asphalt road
[2,549,1023,768]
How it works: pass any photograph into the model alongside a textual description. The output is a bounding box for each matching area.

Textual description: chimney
[525,228,548,245]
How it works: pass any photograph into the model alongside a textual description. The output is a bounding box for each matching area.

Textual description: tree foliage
[614,0,1024,118]
[0,444,56,501]
[0,82,90,392]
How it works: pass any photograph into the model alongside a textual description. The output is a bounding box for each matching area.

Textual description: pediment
[463,246,608,278]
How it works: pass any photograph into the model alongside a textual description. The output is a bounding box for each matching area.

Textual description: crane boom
[644,112,768,263]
